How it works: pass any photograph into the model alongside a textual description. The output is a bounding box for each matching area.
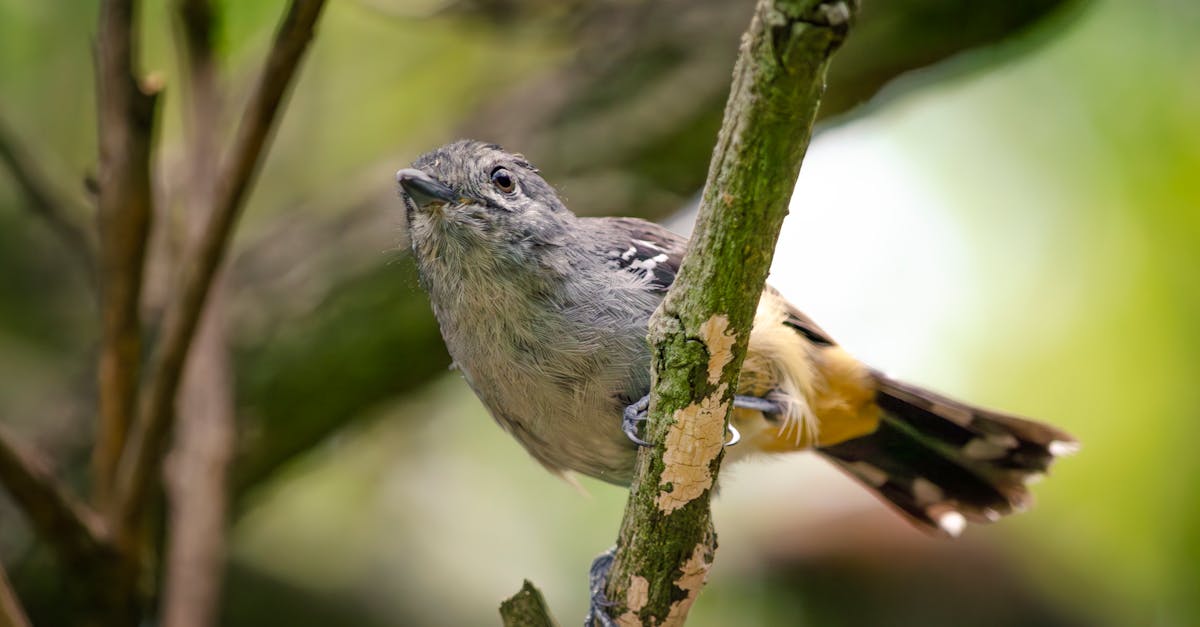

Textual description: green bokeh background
[1,1,1197,625]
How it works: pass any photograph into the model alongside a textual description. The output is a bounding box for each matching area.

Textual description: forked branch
[112,0,327,540]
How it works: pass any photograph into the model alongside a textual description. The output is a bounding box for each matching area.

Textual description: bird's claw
[734,394,781,415]
[725,422,741,447]
[586,547,618,627]
[621,395,651,447]
[623,394,752,448]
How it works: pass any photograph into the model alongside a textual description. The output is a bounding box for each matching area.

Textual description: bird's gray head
[396,140,573,270]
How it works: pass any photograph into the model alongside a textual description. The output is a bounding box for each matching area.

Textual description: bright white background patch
[772,123,973,382]
[667,120,974,386]
[666,118,981,551]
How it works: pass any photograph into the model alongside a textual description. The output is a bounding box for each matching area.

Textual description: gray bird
[395,139,1077,538]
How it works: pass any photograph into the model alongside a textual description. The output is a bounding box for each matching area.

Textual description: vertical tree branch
[112,0,327,544]
[0,110,98,288]
[162,298,235,627]
[160,2,236,626]
[93,0,161,507]
[599,1,856,624]
[0,563,31,627]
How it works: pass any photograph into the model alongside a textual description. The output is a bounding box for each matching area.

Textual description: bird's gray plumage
[400,140,678,483]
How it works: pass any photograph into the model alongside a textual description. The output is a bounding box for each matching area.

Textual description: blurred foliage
[882,3,1200,622]
[1,0,1198,625]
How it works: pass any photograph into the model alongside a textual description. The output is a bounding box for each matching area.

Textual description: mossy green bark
[499,580,559,627]
[600,1,857,624]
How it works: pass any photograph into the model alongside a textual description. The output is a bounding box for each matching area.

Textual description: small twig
[0,561,31,627]
[0,110,98,287]
[0,425,111,570]
[499,580,559,627]
[112,0,327,541]
[92,0,161,508]
[598,1,857,624]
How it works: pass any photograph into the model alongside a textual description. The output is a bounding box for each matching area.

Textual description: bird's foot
[586,547,618,627]
[623,394,766,448]
[621,395,652,447]
[734,394,781,415]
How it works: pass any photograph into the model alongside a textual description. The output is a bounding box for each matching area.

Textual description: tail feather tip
[1048,439,1081,457]
[937,511,967,537]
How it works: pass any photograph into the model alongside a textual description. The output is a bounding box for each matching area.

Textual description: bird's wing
[587,217,838,345]
[591,217,687,293]
[764,286,836,347]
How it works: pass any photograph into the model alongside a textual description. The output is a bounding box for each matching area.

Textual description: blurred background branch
[160,1,235,626]
[92,0,160,513]
[0,111,97,290]
[0,425,110,575]
[3,0,326,623]
[0,563,31,627]
[113,0,327,539]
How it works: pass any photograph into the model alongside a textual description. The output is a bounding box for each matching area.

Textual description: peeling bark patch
[616,575,650,626]
[664,543,713,625]
[626,575,649,611]
[698,314,735,385]
[656,384,729,514]
[616,612,641,627]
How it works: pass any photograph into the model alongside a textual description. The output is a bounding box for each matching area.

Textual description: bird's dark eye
[491,166,516,194]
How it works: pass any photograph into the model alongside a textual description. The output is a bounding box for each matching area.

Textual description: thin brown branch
[93,0,161,508]
[112,0,327,542]
[0,110,98,287]
[598,0,856,624]
[0,561,31,627]
[0,425,111,570]
[162,292,234,627]
[160,3,236,626]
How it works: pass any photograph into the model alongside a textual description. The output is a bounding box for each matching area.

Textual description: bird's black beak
[396,168,458,209]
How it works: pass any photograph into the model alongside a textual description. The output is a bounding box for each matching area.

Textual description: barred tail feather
[818,374,1078,537]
